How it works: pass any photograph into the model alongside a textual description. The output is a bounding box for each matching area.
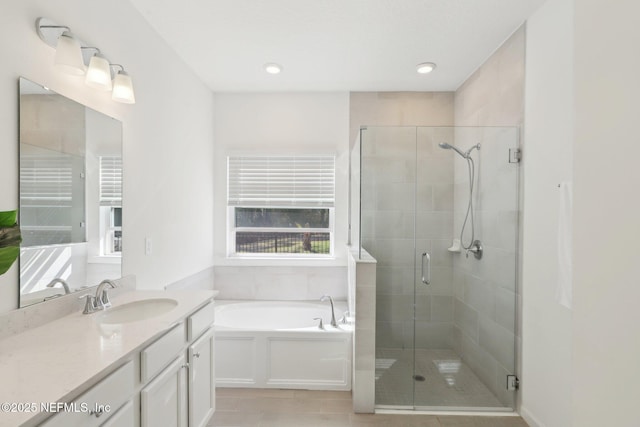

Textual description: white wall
[212,93,349,299]
[213,92,349,266]
[572,1,640,426]
[521,0,573,425]
[0,0,214,312]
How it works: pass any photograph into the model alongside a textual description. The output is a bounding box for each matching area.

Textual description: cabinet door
[141,354,188,427]
[189,329,215,427]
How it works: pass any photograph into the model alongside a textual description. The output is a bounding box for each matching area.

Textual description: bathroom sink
[97,298,178,324]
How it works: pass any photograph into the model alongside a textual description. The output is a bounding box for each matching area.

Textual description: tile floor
[209,388,530,427]
[376,349,508,409]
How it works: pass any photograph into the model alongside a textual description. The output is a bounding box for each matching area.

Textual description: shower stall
[352,126,520,411]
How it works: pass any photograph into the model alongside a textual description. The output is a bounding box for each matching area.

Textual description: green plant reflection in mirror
[0,210,21,275]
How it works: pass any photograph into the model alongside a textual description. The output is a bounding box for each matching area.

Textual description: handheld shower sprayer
[438,142,480,159]
[438,142,467,158]
[438,141,483,259]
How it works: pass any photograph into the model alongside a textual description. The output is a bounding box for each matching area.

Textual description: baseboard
[520,406,545,427]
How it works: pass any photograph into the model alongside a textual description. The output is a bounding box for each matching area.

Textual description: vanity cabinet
[141,355,188,427]
[22,296,215,427]
[188,329,215,427]
[139,301,215,427]
[101,402,135,427]
[40,361,135,427]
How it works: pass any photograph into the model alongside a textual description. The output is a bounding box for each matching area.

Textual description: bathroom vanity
[0,290,216,427]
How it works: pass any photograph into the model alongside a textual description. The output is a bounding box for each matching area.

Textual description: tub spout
[320,295,338,328]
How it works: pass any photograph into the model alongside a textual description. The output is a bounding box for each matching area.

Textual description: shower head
[438,142,481,159]
[438,142,467,158]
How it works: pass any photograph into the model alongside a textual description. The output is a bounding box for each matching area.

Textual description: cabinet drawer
[141,323,186,383]
[188,302,215,341]
[41,361,134,427]
[100,401,134,427]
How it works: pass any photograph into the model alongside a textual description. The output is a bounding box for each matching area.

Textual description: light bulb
[264,63,282,74]
[416,62,437,74]
[112,70,135,104]
[85,54,112,91]
[54,31,85,75]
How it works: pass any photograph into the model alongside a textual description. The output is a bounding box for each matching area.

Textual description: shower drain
[413,374,426,382]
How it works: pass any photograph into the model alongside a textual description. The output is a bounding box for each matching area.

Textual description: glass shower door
[363,126,520,411]
[412,126,520,410]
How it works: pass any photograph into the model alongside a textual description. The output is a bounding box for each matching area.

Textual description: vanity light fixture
[264,63,282,74]
[85,50,113,91]
[111,66,136,104]
[416,62,437,74]
[54,31,86,75]
[35,17,135,104]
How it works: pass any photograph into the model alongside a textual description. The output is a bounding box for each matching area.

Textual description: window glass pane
[236,232,330,254]
[112,207,122,227]
[235,208,330,228]
[113,230,122,253]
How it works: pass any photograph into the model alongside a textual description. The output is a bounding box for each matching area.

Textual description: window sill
[217,255,345,268]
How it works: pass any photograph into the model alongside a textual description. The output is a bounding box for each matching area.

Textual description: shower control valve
[465,240,483,260]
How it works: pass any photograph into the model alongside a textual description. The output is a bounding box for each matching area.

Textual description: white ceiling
[128,0,545,92]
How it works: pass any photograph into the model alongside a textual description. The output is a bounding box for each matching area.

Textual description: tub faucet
[46,278,71,294]
[320,295,338,328]
[95,279,117,309]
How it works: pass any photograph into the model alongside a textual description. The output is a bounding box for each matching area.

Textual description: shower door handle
[421,252,431,285]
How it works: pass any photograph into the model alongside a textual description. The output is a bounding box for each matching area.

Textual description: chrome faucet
[320,295,338,328]
[95,279,118,309]
[46,278,71,294]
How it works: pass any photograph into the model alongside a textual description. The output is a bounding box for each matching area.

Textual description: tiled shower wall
[360,127,456,350]
[452,26,525,407]
[349,92,455,355]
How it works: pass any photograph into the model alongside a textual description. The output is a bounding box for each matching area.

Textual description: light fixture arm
[35,18,74,48]
[81,46,101,54]
[110,64,125,73]
[38,25,71,31]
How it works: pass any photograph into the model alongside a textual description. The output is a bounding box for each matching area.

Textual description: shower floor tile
[375,349,506,409]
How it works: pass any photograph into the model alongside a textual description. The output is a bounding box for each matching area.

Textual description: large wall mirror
[19,78,123,307]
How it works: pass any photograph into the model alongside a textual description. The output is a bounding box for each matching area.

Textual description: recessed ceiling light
[416,62,437,74]
[264,63,282,74]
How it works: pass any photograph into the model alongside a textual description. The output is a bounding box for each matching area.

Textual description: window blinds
[20,154,73,204]
[227,156,335,207]
[99,156,122,206]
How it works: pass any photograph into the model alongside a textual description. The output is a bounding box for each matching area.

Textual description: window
[227,156,335,257]
[19,146,84,246]
[99,156,122,255]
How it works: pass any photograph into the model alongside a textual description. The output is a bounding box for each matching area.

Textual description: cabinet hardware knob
[90,409,103,418]
[182,363,190,369]
[193,352,201,358]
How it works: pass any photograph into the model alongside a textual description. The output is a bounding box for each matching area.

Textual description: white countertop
[0,290,216,427]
